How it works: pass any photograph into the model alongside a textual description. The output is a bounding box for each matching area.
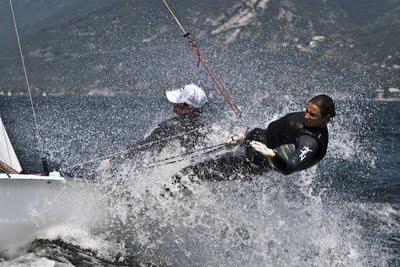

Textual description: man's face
[304,103,330,127]
[173,103,197,115]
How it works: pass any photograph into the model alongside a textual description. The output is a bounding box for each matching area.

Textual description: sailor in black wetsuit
[174,94,335,182]
[239,94,336,175]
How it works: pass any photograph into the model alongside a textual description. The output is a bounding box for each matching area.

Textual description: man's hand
[250,141,276,157]
[225,132,246,145]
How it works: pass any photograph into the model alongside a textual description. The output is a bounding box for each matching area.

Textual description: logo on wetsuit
[299,146,313,161]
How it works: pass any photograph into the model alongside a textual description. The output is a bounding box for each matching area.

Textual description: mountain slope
[1,0,398,96]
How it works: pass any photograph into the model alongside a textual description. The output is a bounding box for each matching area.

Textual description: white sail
[0,117,22,173]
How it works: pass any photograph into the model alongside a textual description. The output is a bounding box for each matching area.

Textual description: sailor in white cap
[125,84,209,159]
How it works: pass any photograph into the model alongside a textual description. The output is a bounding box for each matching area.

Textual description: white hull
[0,172,97,252]
[0,171,65,181]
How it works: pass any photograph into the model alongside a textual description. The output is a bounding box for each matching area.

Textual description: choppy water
[0,96,399,266]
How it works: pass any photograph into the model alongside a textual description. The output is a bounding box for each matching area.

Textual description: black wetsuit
[245,112,328,175]
[126,112,209,159]
[175,111,328,182]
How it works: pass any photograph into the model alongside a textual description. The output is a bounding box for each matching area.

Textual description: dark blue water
[362,100,400,203]
[0,96,399,266]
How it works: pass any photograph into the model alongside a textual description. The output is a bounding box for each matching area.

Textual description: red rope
[188,40,242,118]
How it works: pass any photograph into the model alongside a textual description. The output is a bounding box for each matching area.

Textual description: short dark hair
[309,94,336,117]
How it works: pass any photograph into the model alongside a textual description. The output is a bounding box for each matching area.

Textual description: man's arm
[272,135,318,175]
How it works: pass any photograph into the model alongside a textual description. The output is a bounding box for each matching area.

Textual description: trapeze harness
[244,112,329,175]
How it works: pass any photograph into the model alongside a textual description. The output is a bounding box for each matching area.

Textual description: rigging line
[9,0,44,154]
[189,43,242,118]
[118,142,227,170]
[63,141,227,172]
[61,125,214,171]
[162,0,187,35]
[145,143,226,167]
[162,0,243,119]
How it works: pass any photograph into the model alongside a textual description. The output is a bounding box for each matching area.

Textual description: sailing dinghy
[0,115,68,251]
[0,1,70,251]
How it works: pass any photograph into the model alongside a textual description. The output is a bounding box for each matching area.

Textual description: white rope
[9,0,43,154]
[62,126,215,171]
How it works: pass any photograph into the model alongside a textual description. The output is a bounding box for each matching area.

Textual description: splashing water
[1,95,399,266]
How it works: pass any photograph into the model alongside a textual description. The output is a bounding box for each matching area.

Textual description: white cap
[166,83,208,108]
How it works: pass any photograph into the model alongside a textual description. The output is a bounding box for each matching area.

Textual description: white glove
[250,141,276,157]
[225,132,246,145]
